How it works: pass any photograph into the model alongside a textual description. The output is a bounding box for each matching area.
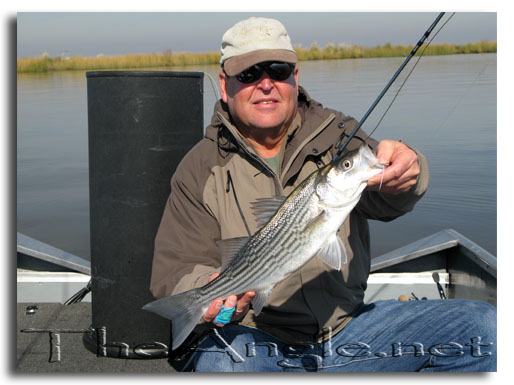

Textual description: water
[16,54,497,259]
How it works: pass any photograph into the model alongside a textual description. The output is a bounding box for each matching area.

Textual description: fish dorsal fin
[317,234,347,270]
[216,237,250,272]
[250,196,287,228]
[252,287,274,316]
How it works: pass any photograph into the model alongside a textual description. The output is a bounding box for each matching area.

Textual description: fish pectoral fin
[216,237,250,272]
[250,196,287,228]
[251,288,274,316]
[317,234,347,270]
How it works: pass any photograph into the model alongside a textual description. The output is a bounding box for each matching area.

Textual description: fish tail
[142,289,209,350]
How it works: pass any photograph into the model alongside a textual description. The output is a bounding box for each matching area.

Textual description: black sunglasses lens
[235,62,293,84]
[267,63,293,81]
[236,66,263,83]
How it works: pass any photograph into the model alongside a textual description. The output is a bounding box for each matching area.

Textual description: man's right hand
[202,272,256,326]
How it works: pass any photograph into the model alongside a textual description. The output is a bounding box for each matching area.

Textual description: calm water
[17,54,497,259]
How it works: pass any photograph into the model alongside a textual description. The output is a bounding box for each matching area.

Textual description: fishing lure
[215,305,236,325]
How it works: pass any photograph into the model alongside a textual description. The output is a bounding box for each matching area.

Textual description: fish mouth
[358,145,384,176]
[359,145,381,167]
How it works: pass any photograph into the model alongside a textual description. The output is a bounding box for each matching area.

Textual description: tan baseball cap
[220,17,298,76]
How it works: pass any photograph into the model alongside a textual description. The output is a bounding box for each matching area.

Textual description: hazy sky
[17,12,497,58]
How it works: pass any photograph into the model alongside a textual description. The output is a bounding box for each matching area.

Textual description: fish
[143,144,384,350]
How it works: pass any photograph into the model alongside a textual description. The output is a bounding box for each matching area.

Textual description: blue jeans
[190,299,496,372]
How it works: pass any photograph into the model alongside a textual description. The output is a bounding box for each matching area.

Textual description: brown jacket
[149,87,429,344]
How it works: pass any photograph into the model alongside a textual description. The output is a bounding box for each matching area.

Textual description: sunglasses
[234,62,295,84]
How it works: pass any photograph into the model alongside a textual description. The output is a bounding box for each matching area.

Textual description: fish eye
[340,159,353,170]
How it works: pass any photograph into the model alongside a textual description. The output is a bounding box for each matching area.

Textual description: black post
[83,71,204,358]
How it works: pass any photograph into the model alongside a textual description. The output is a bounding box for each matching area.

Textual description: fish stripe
[199,180,321,300]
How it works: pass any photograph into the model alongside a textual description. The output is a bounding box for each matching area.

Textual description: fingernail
[226,296,238,307]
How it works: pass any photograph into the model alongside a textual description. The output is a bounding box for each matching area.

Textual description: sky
[16,11,497,59]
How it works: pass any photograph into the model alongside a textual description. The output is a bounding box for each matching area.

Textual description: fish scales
[183,194,309,328]
[214,181,316,291]
[143,145,384,350]
[231,177,318,288]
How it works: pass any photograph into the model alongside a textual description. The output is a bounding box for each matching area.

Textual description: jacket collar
[205,86,339,184]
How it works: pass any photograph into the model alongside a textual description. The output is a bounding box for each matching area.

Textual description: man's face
[219,64,299,135]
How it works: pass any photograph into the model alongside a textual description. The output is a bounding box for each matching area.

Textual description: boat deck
[16,302,175,373]
[16,229,496,373]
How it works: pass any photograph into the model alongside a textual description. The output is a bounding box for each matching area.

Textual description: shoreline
[17,41,496,73]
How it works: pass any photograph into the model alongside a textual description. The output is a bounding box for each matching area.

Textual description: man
[149,17,496,372]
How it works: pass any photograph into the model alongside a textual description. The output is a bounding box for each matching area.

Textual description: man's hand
[202,272,255,327]
[367,140,420,195]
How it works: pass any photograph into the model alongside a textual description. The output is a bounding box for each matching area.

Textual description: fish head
[316,145,384,208]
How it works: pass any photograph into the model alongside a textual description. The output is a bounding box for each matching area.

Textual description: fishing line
[332,12,449,160]
[379,164,386,191]
[425,57,492,146]
[364,13,456,141]
[204,71,221,100]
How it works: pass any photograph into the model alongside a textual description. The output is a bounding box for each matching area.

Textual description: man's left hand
[202,272,255,327]
[367,140,420,195]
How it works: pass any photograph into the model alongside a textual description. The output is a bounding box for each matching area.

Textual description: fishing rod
[333,12,446,160]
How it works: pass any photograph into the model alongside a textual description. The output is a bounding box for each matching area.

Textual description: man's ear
[219,71,228,103]
[294,67,299,98]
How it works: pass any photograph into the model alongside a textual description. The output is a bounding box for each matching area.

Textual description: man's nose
[256,72,273,91]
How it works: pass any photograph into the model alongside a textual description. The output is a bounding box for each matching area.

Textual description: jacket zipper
[225,169,252,237]
[280,113,335,185]
[217,111,336,195]
[217,112,283,193]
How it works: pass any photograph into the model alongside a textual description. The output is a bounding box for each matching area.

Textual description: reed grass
[294,41,496,60]
[17,41,496,73]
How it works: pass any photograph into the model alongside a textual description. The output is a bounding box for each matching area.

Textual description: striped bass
[143,144,384,350]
